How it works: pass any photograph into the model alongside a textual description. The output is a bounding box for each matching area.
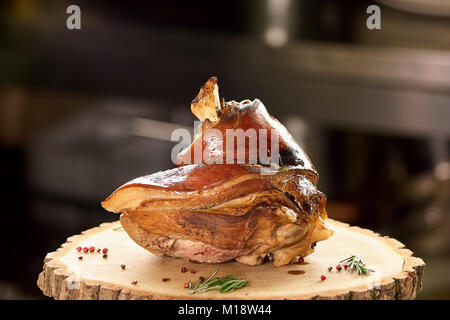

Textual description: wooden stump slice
[37,219,425,300]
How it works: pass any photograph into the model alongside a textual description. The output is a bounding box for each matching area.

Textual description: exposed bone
[191,76,221,122]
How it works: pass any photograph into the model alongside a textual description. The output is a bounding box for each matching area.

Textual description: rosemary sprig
[188,270,247,294]
[339,255,374,275]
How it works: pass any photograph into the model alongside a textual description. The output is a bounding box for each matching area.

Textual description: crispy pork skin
[102,77,333,266]
[102,164,332,266]
[177,77,315,172]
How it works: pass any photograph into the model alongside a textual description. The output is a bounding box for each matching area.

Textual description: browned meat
[120,214,248,263]
[101,77,333,267]
[177,77,315,171]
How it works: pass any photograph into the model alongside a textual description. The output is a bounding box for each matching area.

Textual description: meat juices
[102,77,333,267]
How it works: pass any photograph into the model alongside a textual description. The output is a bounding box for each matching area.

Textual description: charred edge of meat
[279,148,305,168]
[283,192,302,212]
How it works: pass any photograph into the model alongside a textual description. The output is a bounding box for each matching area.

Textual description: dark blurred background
[0,0,449,299]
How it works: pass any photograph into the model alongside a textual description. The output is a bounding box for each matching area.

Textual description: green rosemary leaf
[220,280,238,293]
[191,279,202,292]
[188,270,247,294]
[220,280,247,293]
[206,278,222,287]
[339,255,374,275]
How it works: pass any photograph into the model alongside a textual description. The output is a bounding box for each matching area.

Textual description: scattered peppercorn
[97,248,101,253]
[320,275,326,281]
[131,280,137,285]
[344,264,348,270]
[103,254,108,259]
[102,248,108,254]
[83,247,89,253]
[328,266,332,272]
[190,270,197,274]
[298,257,304,264]
[181,267,187,273]
[199,276,205,282]
[78,256,83,260]
[76,246,82,252]
[336,264,342,271]
[121,264,126,270]
[183,282,189,288]
[89,246,95,253]
[162,278,170,282]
